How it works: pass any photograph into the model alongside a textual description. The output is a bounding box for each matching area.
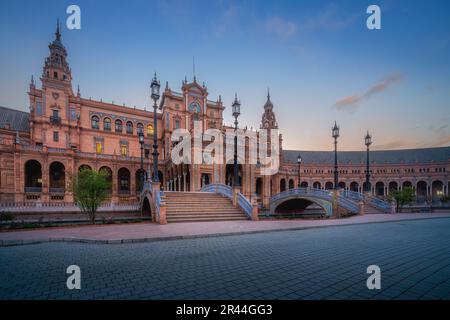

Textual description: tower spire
[55,18,61,41]
[193,56,196,82]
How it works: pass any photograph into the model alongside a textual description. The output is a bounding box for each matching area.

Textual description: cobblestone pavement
[1,218,450,300]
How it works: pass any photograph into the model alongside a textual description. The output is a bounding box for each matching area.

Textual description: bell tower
[41,19,73,94]
[260,89,278,129]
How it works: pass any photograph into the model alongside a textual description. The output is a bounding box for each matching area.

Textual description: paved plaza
[2,212,450,245]
[1,217,450,300]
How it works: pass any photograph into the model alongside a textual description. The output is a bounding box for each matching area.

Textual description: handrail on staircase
[200,183,233,199]
[200,183,256,220]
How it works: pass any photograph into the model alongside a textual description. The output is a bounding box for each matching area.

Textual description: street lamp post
[332,121,340,190]
[138,131,144,191]
[297,154,302,188]
[332,121,340,219]
[232,94,241,187]
[365,131,372,194]
[151,73,160,183]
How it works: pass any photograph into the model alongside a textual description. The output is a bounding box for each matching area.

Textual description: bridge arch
[272,196,329,217]
[142,196,152,217]
[140,184,156,222]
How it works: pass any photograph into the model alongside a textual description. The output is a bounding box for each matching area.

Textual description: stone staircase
[164,192,248,222]
[364,204,386,214]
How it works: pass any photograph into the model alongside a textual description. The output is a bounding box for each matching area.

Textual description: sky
[0,0,449,151]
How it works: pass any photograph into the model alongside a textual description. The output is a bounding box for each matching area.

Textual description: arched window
[115,119,123,133]
[104,117,111,131]
[137,123,144,135]
[147,124,154,137]
[126,121,133,134]
[91,116,100,129]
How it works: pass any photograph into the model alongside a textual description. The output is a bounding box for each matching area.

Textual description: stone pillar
[359,201,364,215]
[232,186,240,207]
[111,166,118,204]
[183,174,187,192]
[262,175,270,209]
[390,202,396,214]
[130,169,136,197]
[42,149,49,202]
[332,189,340,219]
[152,181,166,224]
[251,197,259,221]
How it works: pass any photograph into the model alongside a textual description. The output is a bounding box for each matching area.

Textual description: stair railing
[237,192,253,219]
[200,183,233,199]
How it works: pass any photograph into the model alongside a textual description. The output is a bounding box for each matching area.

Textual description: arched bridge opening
[274,198,326,218]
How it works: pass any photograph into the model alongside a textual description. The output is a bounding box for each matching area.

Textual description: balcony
[49,188,65,194]
[25,187,42,193]
[50,116,61,125]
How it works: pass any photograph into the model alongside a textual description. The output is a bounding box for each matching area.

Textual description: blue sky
[0,0,449,151]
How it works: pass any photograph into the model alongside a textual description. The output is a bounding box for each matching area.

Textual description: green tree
[388,187,415,213]
[70,168,111,224]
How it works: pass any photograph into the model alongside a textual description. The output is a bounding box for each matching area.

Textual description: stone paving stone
[0,218,449,299]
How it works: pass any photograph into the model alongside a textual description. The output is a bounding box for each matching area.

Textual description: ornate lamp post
[365,131,372,194]
[138,131,144,191]
[332,121,340,190]
[297,154,302,188]
[331,121,340,218]
[151,73,160,183]
[232,94,241,187]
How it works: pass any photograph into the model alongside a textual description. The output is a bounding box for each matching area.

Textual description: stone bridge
[270,188,392,217]
[140,181,165,223]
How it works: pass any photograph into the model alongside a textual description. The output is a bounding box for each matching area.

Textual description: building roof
[283,147,450,165]
[0,106,29,132]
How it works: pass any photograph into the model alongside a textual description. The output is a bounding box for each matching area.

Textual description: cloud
[333,72,403,113]
[333,95,362,112]
[304,3,360,32]
[212,3,241,38]
[266,16,298,40]
[426,124,450,147]
[372,140,409,151]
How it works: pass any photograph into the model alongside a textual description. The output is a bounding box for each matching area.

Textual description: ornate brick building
[0,26,449,208]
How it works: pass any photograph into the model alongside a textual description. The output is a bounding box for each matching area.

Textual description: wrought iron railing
[50,116,61,124]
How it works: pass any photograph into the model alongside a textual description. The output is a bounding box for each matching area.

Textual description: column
[112,166,118,204]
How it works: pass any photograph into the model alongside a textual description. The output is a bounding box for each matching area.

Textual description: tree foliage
[388,187,415,213]
[70,168,111,224]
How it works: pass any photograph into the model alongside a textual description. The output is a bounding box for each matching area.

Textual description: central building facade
[0,26,448,208]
